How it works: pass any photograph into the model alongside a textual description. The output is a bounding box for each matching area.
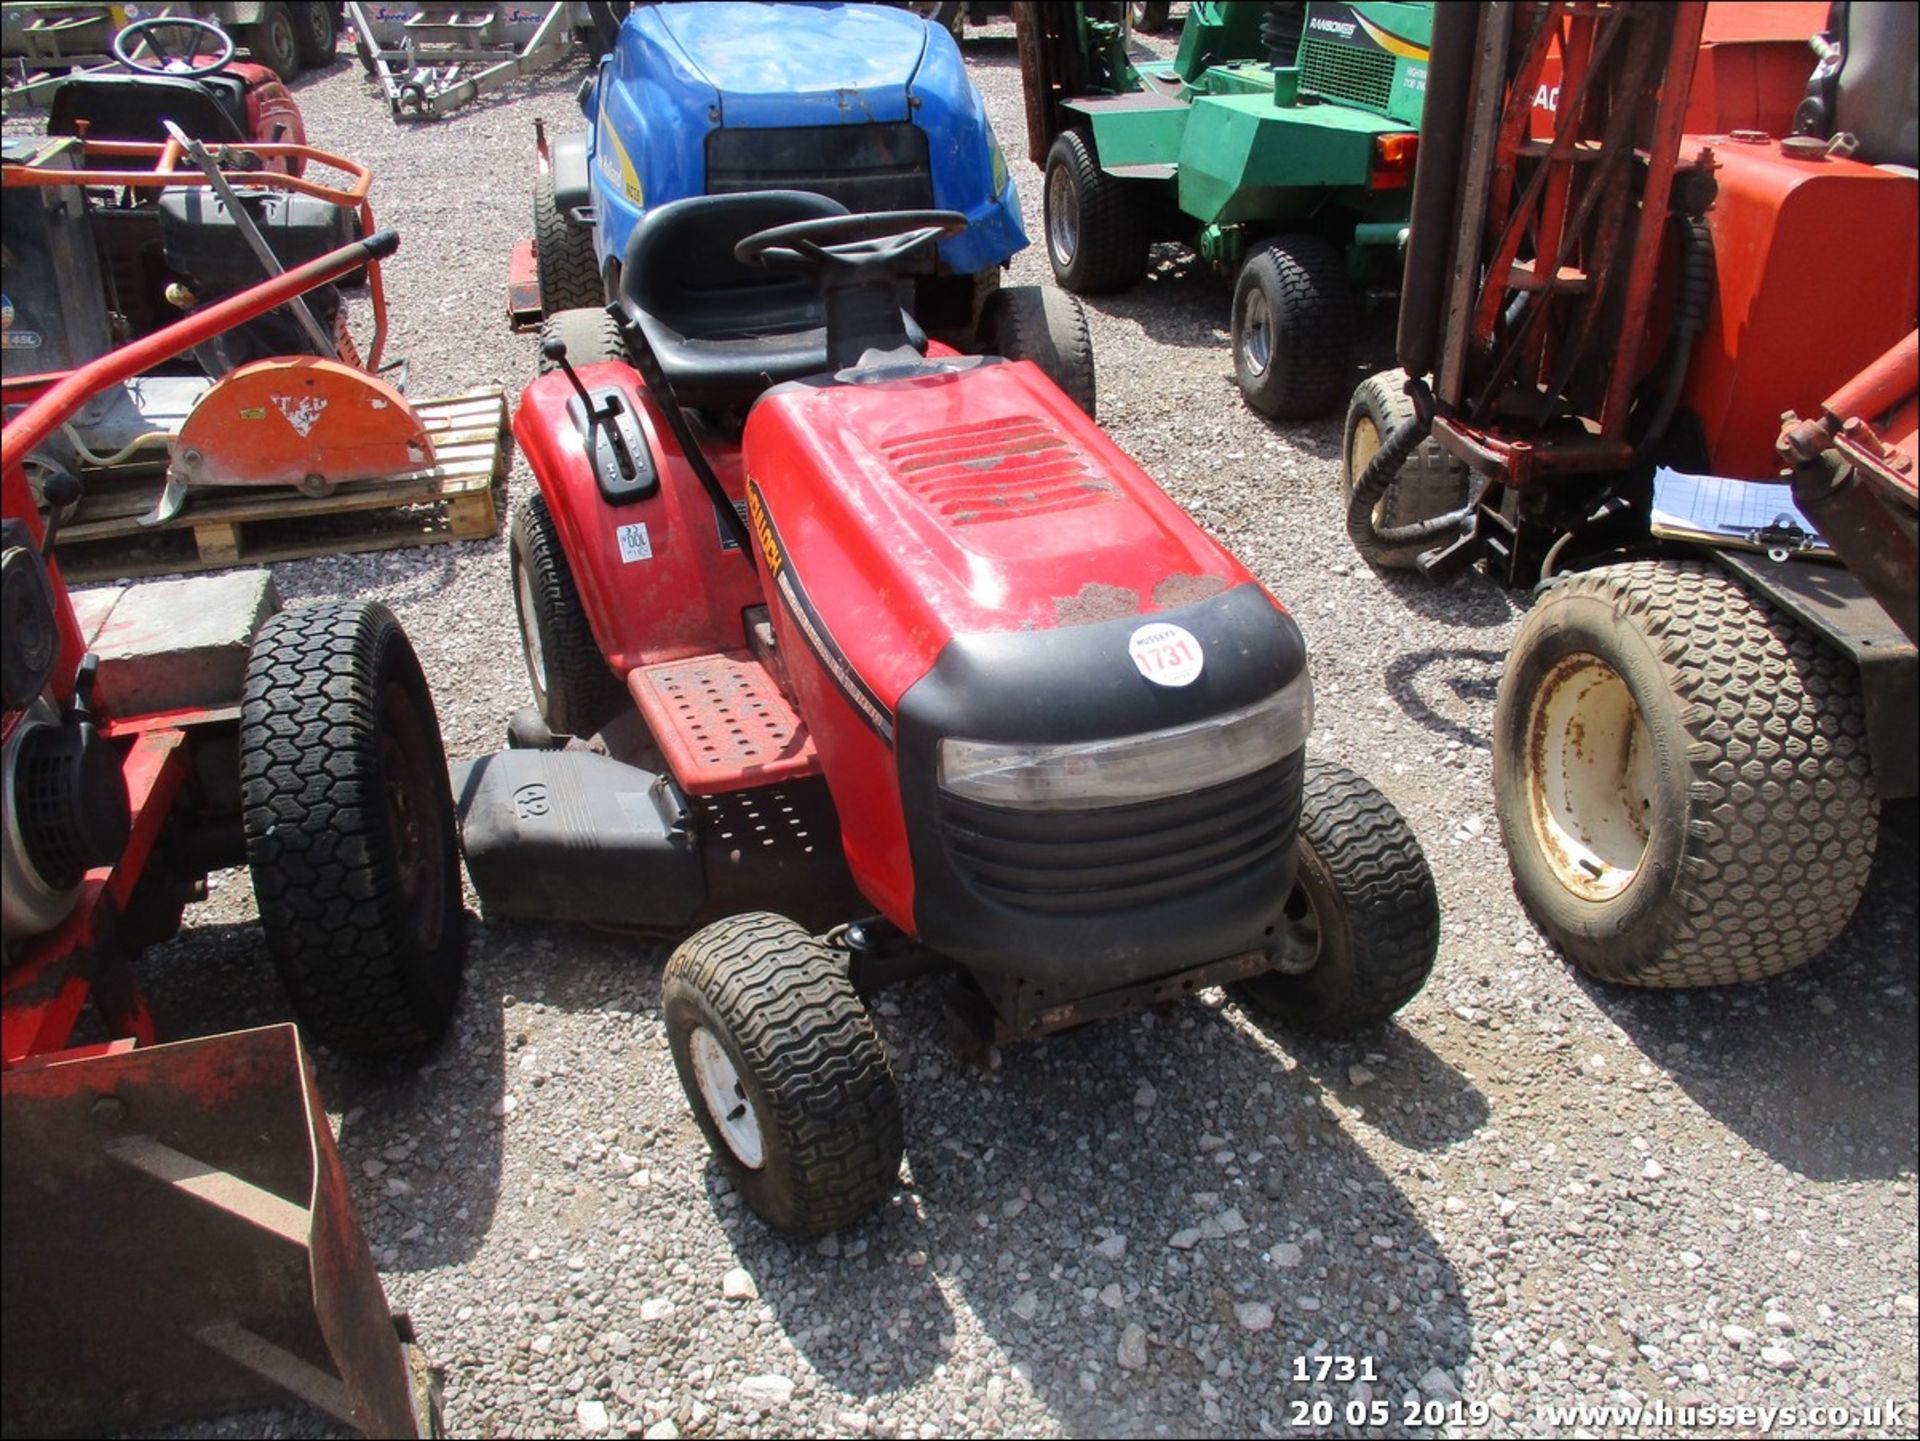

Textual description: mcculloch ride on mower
[456,192,1441,1235]
[511,0,1098,416]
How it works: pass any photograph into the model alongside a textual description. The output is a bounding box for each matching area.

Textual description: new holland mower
[511,0,1098,416]
[456,192,1441,1235]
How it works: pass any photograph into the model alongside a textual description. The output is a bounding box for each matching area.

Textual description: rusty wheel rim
[1525,652,1656,902]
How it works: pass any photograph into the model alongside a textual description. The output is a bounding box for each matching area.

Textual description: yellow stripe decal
[1356,14,1429,62]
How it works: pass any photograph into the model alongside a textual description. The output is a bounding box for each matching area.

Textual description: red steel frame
[1,230,396,1068]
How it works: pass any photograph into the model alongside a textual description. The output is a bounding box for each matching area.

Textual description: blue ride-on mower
[506,0,1098,415]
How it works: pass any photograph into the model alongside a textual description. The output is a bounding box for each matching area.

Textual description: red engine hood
[741,359,1269,709]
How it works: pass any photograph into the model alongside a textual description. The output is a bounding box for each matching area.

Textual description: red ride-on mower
[2,231,460,1435]
[455,192,1442,1235]
[47,14,308,163]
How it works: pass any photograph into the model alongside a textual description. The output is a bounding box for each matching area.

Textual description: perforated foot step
[629,651,819,795]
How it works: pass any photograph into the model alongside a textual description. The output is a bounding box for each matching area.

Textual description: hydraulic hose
[1631,217,1715,465]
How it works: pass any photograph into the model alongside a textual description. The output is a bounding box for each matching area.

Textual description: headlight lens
[938,672,1313,811]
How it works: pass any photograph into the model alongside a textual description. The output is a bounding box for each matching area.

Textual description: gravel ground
[14,14,1918,1440]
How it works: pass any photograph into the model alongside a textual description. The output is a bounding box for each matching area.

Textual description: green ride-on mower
[1015,0,1431,419]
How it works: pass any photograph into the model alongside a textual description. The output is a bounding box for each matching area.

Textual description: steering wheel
[735,210,968,276]
[113,16,236,77]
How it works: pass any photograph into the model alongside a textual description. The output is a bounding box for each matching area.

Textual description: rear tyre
[245,2,302,81]
[1231,236,1356,419]
[1343,368,1473,569]
[294,1,338,67]
[535,306,626,372]
[1131,2,1174,31]
[1492,560,1878,986]
[242,602,466,1055]
[534,173,603,316]
[1043,128,1150,295]
[1233,758,1438,1034]
[664,913,903,1235]
[510,491,627,738]
[977,284,1097,418]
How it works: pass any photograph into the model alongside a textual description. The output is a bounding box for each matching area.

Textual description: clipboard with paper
[1648,466,1833,559]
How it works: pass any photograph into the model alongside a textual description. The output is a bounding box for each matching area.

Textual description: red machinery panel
[739,357,1272,930]
[512,361,766,671]
[1683,138,1920,479]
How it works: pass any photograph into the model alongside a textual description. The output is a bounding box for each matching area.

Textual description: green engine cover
[1295,1,1433,127]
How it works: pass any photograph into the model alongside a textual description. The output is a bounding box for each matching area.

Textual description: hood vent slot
[880,416,1118,526]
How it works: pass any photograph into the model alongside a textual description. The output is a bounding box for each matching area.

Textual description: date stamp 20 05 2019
[1284,1356,1493,1432]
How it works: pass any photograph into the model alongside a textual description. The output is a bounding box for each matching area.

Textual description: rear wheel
[510,491,627,738]
[1493,560,1878,986]
[1231,236,1356,419]
[664,912,903,1235]
[1233,758,1438,1034]
[977,284,1097,418]
[1343,368,1473,569]
[1131,2,1174,31]
[242,602,466,1055]
[245,2,302,81]
[1043,128,1150,295]
[534,173,602,316]
[535,305,625,373]
[293,1,337,67]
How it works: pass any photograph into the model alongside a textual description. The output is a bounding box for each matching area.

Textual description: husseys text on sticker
[1129,622,1204,687]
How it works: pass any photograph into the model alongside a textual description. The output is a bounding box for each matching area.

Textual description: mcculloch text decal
[745,480,895,745]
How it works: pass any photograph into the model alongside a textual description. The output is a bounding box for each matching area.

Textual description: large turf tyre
[1343,368,1473,569]
[533,174,603,316]
[663,912,903,1235]
[977,284,1097,418]
[1233,758,1439,1034]
[535,306,625,373]
[241,602,466,1055]
[1231,235,1357,420]
[1043,128,1150,295]
[293,1,338,67]
[244,2,302,81]
[1493,559,1879,987]
[510,491,627,738]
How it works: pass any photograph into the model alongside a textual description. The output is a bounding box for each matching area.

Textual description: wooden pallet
[54,389,512,582]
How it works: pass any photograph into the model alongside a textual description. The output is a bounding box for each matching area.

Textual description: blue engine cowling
[577,1,1025,286]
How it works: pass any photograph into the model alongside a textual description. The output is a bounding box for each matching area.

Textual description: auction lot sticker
[1129,621,1204,686]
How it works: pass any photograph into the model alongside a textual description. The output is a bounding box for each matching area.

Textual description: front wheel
[1492,560,1878,986]
[1233,758,1438,1034]
[663,913,903,1235]
[977,284,1097,418]
[241,602,466,1055]
[1231,236,1356,420]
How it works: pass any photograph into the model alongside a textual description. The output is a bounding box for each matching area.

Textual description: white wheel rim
[514,560,549,698]
[1525,652,1656,901]
[1047,165,1079,267]
[1242,287,1273,375]
[690,1027,765,1169]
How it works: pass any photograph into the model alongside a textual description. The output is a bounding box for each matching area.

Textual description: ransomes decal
[1310,2,1430,61]
[745,481,895,745]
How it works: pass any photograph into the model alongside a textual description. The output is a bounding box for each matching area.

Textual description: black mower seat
[50,73,251,157]
[618,190,924,410]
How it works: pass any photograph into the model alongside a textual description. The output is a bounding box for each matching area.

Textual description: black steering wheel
[735,209,968,276]
[113,16,236,77]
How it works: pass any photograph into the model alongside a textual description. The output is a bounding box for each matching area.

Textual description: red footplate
[629,651,820,795]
